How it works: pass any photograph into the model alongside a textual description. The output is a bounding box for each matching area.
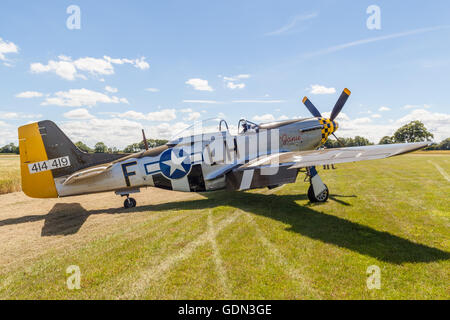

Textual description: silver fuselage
[55,118,325,196]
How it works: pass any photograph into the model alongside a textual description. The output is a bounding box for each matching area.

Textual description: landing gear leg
[123,195,137,208]
[307,166,329,203]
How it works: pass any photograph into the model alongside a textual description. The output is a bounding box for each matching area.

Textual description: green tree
[0,143,19,154]
[75,141,92,153]
[393,121,433,143]
[94,142,108,153]
[379,136,394,145]
[139,139,168,150]
[353,136,373,146]
[323,136,374,148]
[438,138,450,150]
[123,143,141,153]
[324,139,339,148]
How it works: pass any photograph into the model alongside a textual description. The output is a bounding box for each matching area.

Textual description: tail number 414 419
[28,156,71,174]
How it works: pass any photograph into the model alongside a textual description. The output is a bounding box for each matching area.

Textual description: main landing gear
[307,184,329,203]
[124,196,137,208]
[306,166,329,203]
[115,189,140,209]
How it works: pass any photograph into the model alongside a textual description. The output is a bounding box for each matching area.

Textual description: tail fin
[18,120,124,198]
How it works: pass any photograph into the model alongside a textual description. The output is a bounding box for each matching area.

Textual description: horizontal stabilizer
[63,165,112,185]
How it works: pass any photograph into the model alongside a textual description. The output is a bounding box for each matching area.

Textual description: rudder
[18,122,58,198]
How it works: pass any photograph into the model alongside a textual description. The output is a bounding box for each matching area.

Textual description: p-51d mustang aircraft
[18,89,428,208]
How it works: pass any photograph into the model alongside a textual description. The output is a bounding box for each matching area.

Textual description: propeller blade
[302,96,322,118]
[332,133,346,147]
[330,88,351,121]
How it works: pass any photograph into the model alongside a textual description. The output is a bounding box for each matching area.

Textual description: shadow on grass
[0,190,448,264]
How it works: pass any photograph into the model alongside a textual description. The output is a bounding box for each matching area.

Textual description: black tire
[308,184,329,203]
[124,198,137,208]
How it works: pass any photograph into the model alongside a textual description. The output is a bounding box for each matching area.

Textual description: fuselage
[54,117,336,197]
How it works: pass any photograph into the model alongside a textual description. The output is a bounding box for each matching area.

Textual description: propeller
[302,88,351,121]
[302,88,351,146]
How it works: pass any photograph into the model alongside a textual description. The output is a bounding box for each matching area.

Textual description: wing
[239,142,429,170]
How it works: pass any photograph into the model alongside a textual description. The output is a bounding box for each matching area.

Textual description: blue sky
[1,0,450,148]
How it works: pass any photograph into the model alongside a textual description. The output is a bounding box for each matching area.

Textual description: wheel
[307,184,329,203]
[124,197,137,208]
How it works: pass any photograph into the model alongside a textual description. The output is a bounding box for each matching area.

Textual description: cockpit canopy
[170,118,230,141]
[167,117,265,146]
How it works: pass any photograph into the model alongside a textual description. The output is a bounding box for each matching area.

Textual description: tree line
[325,120,448,149]
[73,139,169,154]
[1,121,449,154]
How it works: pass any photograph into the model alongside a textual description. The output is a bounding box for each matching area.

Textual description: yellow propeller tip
[302,96,308,103]
[344,88,351,95]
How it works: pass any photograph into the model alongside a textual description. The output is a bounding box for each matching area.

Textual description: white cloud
[378,106,391,112]
[61,118,144,149]
[180,108,193,113]
[265,13,318,36]
[63,108,94,120]
[58,116,191,148]
[117,109,177,122]
[102,56,150,70]
[0,112,42,120]
[184,112,201,121]
[252,114,276,122]
[185,78,213,91]
[31,55,149,80]
[222,74,250,90]
[308,85,336,95]
[145,88,160,92]
[42,88,129,107]
[0,123,17,146]
[183,100,219,104]
[31,60,79,81]
[74,57,114,76]
[371,114,382,119]
[232,100,286,103]
[0,38,19,61]
[404,104,431,110]
[227,82,245,90]
[353,117,372,124]
[134,57,150,70]
[223,74,250,81]
[15,91,43,98]
[105,86,118,93]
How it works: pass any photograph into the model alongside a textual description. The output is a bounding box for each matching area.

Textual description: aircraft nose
[332,120,338,133]
[318,118,338,145]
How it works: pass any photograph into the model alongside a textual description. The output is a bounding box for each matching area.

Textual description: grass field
[0,155,20,195]
[0,153,448,299]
